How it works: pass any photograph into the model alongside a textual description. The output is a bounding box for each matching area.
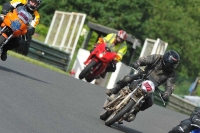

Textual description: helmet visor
[116,36,124,43]
[163,54,179,70]
[29,0,39,10]
[163,60,178,70]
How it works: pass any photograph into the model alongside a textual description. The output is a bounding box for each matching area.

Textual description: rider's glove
[131,61,144,74]
[97,38,105,44]
[161,92,169,101]
[131,62,139,69]
[27,26,35,36]
[114,55,121,62]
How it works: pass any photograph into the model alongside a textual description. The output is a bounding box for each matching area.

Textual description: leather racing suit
[111,54,176,111]
[0,0,40,58]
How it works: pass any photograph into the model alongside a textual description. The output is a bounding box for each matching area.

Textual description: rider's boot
[106,80,127,96]
[100,71,107,78]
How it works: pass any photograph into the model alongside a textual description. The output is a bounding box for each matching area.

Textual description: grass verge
[8,51,69,76]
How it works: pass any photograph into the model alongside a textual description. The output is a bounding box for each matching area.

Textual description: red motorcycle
[79,42,118,82]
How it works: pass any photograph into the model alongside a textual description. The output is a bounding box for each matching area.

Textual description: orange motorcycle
[0,6,32,54]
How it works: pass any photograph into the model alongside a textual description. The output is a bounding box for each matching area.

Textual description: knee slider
[169,125,184,133]
[179,125,191,133]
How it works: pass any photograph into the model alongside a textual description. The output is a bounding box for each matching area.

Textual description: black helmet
[26,0,42,11]
[162,50,180,70]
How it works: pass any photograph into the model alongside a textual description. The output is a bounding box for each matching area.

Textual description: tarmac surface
[0,56,189,133]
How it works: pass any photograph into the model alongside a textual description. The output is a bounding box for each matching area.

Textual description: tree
[141,0,200,78]
[2,0,200,79]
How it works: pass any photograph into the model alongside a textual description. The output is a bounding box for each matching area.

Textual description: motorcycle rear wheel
[79,60,97,80]
[105,100,135,126]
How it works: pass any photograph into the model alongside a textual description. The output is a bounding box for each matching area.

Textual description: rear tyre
[79,60,97,79]
[14,36,30,56]
[105,100,135,126]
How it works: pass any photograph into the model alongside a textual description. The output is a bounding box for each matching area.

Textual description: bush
[35,24,48,36]
[174,75,194,95]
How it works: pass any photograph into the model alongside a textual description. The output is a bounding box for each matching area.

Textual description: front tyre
[0,35,6,47]
[105,100,135,126]
[79,60,97,79]
[100,110,112,121]
[85,76,94,82]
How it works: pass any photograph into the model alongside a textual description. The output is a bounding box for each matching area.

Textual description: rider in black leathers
[169,107,200,133]
[106,50,180,122]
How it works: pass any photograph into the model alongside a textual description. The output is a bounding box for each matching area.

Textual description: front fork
[118,88,146,121]
[0,26,13,52]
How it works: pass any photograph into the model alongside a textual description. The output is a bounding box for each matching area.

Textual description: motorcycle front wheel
[85,76,94,82]
[100,110,112,121]
[105,99,135,126]
[0,35,6,47]
[79,60,97,80]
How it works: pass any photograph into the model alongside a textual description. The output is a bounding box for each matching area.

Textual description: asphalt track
[0,56,189,133]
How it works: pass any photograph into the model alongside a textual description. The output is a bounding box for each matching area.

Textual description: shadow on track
[111,123,143,133]
[0,66,50,84]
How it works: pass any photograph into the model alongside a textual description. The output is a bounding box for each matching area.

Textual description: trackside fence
[167,94,197,115]
[154,92,197,115]
[27,39,70,71]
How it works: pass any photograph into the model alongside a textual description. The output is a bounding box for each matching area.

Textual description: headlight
[99,53,103,58]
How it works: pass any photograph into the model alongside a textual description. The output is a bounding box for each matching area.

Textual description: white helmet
[117,30,127,40]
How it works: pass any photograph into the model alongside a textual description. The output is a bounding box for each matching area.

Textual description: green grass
[8,51,69,76]
[32,33,46,42]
